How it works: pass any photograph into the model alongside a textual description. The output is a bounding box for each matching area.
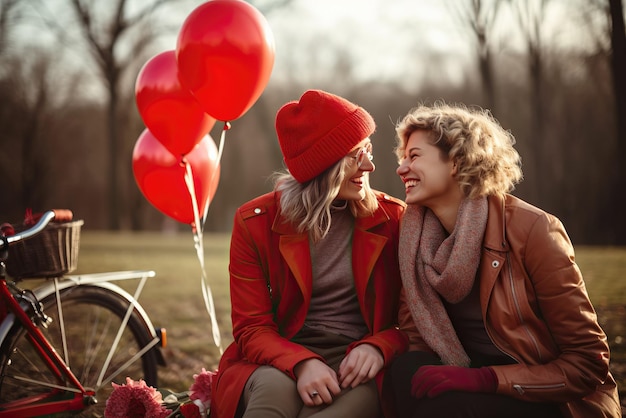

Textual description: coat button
[254,208,261,214]
[491,260,500,268]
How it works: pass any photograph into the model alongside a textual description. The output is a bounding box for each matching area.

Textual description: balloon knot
[223,121,232,131]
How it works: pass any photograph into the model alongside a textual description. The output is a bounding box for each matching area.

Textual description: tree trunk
[107,82,120,230]
[609,0,626,244]
[479,48,495,111]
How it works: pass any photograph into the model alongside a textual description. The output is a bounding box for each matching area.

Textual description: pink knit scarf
[399,197,488,367]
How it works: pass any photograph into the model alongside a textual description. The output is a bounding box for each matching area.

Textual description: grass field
[71,231,625,407]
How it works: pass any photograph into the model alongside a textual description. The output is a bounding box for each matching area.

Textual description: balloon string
[183,159,223,354]
[201,122,229,227]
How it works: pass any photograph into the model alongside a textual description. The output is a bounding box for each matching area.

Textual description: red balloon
[135,50,216,156]
[132,129,221,224]
[176,0,275,121]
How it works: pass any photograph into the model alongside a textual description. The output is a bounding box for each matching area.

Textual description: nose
[360,157,375,172]
[396,159,408,176]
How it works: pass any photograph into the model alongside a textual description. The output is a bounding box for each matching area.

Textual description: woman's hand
[338,343,383,389]
[411,365,497,398]
[295,358,341,406]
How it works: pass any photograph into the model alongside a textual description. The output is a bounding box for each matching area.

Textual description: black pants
[389,351,563,418]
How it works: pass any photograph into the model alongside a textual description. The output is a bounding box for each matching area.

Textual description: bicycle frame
[0,270,162,417]
[0,278,92,416]
[0,211,164,416]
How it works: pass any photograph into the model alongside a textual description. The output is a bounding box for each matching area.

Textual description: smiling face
[337,138,374,201]
[396,130,461,209]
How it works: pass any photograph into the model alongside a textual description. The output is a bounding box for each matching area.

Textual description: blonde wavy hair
[273,158,378,243]
[394,102,523,199]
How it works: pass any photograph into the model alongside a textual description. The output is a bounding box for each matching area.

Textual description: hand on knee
[295,359,341,406]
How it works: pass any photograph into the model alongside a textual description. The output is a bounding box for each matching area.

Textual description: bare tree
[609,0,626,138]
[0,1,93,222]
[570,0,626,243]
[52,0,292,230]
[0,0,20,56]
[508,0,551,204]
[608,0,626,243]
[68,0,179,229]
[0,47,83,218]
[5,0,183,229]
[447,0,504,111]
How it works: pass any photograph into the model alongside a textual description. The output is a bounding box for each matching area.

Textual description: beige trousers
[241,331,381,418]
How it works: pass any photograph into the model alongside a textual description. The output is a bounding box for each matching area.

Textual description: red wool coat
[211,190,408,418]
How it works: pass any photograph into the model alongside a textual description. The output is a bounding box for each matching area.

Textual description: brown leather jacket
[398,194,621,418]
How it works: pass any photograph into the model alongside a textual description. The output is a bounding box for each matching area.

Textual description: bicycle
[0,209,166,417]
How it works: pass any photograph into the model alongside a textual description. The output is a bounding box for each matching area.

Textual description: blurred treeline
[0,0,624,245]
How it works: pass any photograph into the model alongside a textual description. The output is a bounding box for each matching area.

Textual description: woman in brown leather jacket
[390,102,621,418]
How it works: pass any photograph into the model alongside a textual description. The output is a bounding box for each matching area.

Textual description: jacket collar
[484,194,510,252]
[271,196,392,305]
[271,199,392,235]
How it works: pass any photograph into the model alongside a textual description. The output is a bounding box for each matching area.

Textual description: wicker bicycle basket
[6,219,84,279]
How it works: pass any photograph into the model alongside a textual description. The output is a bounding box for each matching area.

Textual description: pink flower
[189,368,216,413]
[105,377,170,418]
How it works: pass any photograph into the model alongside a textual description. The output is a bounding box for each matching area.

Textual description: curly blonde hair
[394,102,523,199]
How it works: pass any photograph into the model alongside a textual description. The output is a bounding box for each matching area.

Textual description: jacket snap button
[491,260,500,268]
[254,208,261,214]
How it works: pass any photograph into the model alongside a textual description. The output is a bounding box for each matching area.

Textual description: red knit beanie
[276,90,375,183]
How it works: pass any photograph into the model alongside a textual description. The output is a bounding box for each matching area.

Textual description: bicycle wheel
[0,284,159,417]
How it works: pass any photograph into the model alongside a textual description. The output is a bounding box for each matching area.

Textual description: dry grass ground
[75,231,232,393]
[74,232,625,412]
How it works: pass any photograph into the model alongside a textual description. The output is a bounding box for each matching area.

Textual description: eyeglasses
[349,143,374,169]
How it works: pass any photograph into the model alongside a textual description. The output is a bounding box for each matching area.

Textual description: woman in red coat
[211,90,408,418]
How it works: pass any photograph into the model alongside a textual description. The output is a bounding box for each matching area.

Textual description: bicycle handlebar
[1,209,74,249]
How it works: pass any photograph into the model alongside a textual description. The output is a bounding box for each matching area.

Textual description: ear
[450,159,458,176]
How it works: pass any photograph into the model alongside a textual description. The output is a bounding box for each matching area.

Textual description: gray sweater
[305,203,368,341]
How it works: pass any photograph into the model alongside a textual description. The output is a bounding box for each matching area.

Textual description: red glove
[411,365,497,398]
